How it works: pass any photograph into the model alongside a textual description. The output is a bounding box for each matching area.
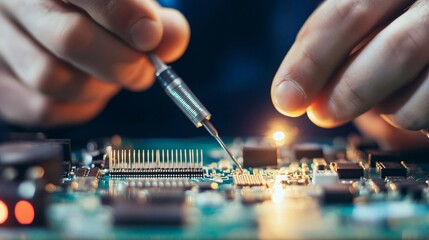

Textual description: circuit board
[1,136,429,239]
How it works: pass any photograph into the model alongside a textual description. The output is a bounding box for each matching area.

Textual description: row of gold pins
[233,174,264,186]
[108,149,204,170]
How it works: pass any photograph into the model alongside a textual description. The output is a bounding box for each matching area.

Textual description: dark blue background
[5,0,357,142]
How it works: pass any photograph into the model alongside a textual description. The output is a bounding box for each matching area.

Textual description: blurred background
[2,0,358,142]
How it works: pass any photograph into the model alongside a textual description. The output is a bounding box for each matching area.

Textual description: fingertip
[154,8,190,62]
[271,80,306,117]
[307,101,341,128]
[130,17,163,51]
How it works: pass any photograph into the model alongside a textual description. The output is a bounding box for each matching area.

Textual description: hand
[0,0,189,127]
[271,0,429,148]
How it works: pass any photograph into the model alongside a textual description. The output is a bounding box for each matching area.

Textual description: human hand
[271,0,429,148]
[0,0,189,127]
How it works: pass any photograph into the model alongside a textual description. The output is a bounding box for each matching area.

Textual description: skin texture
[271,0,429,150]
[0,0,189,127]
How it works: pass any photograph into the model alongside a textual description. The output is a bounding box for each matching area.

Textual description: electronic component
[0,142,63,227]
[312,158,327,170]
[312,170,339,185]
[0,181,46,227]
[368,179,387,193]
[113,201,185,226]
[71,177,99,192]
[240,186,270,204]
[88,168,101,179]
[108,149,204,178]
[0,142,62,185]
[321,184,354,204]
[330,162,364,179]
[76,168,89,177]
[242,147,277,168]
[292,144,324,160]
[367,150,402,167]
[376,161,408,178]
[233,174,265,187]
[198,182,219,192]
[127,178,193,190]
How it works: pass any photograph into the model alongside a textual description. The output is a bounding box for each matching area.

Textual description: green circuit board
[1,137,429,239]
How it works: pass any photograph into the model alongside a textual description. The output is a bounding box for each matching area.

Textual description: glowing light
[15,200,34,225]
[265,118,299,146]
[210,182,219,190]
[0,200,8,224]
[272,131,286,142]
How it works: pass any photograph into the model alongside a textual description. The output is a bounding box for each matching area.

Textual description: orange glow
[272,131,286,142]
[15,200,34,225]
[0,200,8,224]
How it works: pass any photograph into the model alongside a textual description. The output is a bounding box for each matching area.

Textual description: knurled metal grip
[156,67,211,127]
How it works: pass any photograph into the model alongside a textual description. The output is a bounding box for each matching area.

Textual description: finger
[0,12,119,102]
[65,0,163,51]
[1,0,154,90]
[153,8,190,63]
[379,66,429,130]
[271,0,411,117]
[307,1,429,127]
[0,60,110,127]
[354,109,429,150]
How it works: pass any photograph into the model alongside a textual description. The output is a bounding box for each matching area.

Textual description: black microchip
[321,184,354,204]
[376,161,407,178]
[76,167,88,177]
[367,150,402,167]
[333,163,364,179]
[292,144,324,160]
[242,147,277,168]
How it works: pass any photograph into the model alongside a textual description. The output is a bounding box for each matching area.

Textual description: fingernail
[272,80,305,116]
[130,18,161,51]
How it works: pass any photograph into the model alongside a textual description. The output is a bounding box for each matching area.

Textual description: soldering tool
[148,53,244,173]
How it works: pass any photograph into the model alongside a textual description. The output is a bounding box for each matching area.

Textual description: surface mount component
[292,144,324,160]
[233,174,265,187]
[108,149,204,178]
[312,158,328,170]
[312,170,339,185]
[242,147,278,168]
[331,162,364,179]
[321,184,354,204]
[376,161,408,178]
[0,142,62,185]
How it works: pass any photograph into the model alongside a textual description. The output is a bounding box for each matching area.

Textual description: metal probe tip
[147,52,244,173]
[202,120,244,173]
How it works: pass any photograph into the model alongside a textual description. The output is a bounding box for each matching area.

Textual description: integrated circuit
[330,162,364,179]
[376,161,408,178]
[242,147,278,168]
